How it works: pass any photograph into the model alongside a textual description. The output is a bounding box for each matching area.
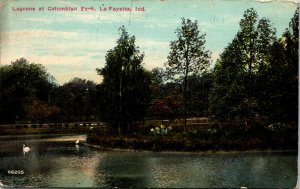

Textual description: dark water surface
[0,135,297,188]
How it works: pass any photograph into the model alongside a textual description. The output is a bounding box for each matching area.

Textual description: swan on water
[75,140,80,144]
[23,144,30,152]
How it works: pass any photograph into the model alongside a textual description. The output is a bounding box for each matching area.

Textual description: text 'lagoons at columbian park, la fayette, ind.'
[11,6,145,12]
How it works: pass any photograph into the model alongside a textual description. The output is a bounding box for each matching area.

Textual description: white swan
[75,140,79,144]
[23,144,30,153]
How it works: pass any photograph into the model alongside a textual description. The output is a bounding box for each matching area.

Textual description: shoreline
[85,143,297,154]
[85,133,298,154]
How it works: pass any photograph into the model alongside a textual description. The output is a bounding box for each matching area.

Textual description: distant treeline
[0,8,298,134]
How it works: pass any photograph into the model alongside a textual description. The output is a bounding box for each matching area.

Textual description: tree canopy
[0,58,56,123]
[165,18,211,131]
[96,26,151,134]
[210,7,298,126]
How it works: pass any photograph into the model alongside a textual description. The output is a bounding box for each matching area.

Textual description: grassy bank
[87,124,298,152]
[87,134,297,152]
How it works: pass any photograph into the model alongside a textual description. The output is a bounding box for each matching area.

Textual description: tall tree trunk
[183,45,190,133]
[183,76,187,133]
[118,69,122,135]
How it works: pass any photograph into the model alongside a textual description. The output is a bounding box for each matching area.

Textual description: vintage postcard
[0,0,298,188]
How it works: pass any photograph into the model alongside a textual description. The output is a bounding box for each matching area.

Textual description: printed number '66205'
[7,170,24,174]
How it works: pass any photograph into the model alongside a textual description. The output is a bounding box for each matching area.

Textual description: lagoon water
[0,135,297,188]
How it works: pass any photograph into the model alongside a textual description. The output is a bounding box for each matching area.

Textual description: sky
[0,0,298,85]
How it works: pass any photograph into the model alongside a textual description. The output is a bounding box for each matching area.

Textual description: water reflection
[96,152,152,188]
[96,152,297,188]
[0,136,297,188]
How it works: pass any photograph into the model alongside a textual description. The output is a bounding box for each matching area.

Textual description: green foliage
[272,7,298,122]
[255,8,298,122]
[147,85,184,119]
[186,73,213,117]
[210,7,298,129]
[165,18,211,130]
[0,58,56,123]
[150,67,165,88]
[52,77,99,122]
[210,38,248,122]
[166,18,211,82]
[210,8,278,123]
[96,26,151,133]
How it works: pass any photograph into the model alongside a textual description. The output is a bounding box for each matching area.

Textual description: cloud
[0,28,112,84]
[134,38,169,69]
[1,30,79,44]
[210,52,221,63]
[1,51,105,84]
[1,29,117,60]
[2,0,296,85]
[54,70,103,85]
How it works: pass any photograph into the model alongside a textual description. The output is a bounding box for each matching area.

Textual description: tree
[210,8,277,124]
[237,8,259,74]
[186,73,213,117]
[210,37,246,123]
[147,82,184,120]
[148,67,166,106]
[256,7,298,123]
[25,96,60,122]
[0,58,56,123]
[96,26,151,134]
[52,77,99,122]
[165,18,211,131]
[237,10,276,112]
[273,7,298,122]
[282,7,298,122]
